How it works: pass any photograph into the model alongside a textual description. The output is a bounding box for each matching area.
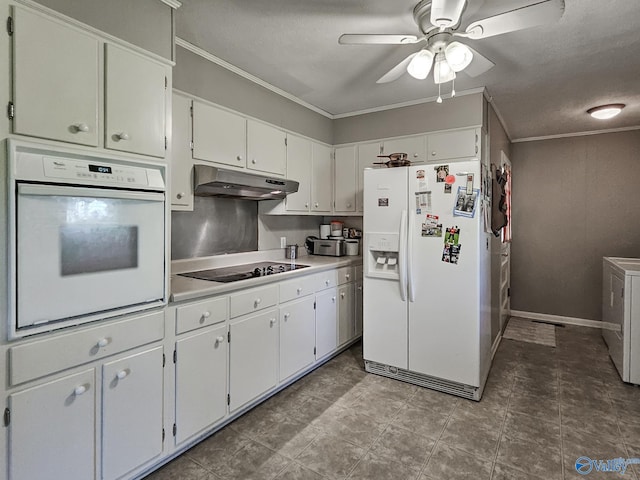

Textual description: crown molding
[512,125,640,143]
[160,0,181,9]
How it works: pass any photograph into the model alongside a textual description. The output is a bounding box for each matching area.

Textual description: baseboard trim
[491,333,502,359]
[510,310,618,331]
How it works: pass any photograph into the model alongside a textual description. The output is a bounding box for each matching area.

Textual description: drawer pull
[74,385,88,396]
[215,336,225,344]
[332,296,336,303]
[325,280,330,286]
[254,298,262,308]
[73,123,89,133]
[269,318,276,326]
[116,132,130,141]
[251,158,257,164]
[203,311,211,318]
[341,292,345,299]
[116,369,129,380]
[237,155,243,161]
[345,273,350,280]
[97,338,111,348]
[284,313,290,320]
[297,287,303,294]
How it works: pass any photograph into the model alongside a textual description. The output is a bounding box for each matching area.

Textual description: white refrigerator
[363,159,492,400]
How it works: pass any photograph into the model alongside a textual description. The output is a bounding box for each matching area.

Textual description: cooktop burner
[179,261,310,283]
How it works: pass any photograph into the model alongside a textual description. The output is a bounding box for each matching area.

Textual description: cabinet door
[316,288,337,359]
[357,141,382,212]
[171,93,194,210]
[311,142,333,213]
[285,134,312,212]
[383,135,426,163]
[192,101,246,168]
[13,7,99,146]
[280,297,316,381]
[9,369,96,480]
[175,325,227,445]
[355,281,363,337]
[427,129,478,161]
[338,283,355,347]
[247,120,286,175]
[102,346,164,480]
[334,146,357,213]
[105,44,166,158]
[229,309,278,411]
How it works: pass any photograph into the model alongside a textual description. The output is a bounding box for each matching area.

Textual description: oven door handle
[18,184,164,202]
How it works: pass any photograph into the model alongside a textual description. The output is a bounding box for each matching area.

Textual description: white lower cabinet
[279,296,316,381]
[175,325,228,445]
[8,369,96,480]
[315,287,338,359]
[229,309,278,411]
[102,346,164,480]
[338,283,355,347]
[355,281,363,337]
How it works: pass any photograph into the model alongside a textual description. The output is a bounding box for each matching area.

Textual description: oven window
[60,225,138,276]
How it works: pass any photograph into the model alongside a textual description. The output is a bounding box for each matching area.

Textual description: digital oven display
[88,164,113,174]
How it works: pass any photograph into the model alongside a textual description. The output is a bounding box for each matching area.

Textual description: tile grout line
[488,373,515,479]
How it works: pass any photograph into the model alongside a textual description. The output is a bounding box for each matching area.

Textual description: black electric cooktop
[179,261,309,283]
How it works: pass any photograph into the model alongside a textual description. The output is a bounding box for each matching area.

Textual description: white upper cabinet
[104,44,167,158]
[383,135,427,163]
[334,145,357,213]
[311,142,332,213]
[12,7,99,147]
[357,141,381,213]
[247,119,286,176]
[192,101,246,168]
[427,129,478,160]
[285,134,312,212]
[171,93,194,210]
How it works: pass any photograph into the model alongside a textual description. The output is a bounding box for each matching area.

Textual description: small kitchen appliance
[306,237,346,257]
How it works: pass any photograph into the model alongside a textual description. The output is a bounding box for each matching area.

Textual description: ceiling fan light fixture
[433,53,455,84]
[430,0,467,29]
[407,49,434,80]
[587,104,625,120]
[444,41,473,72]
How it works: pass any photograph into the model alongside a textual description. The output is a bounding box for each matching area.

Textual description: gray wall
[32,0,173,60]
[511,130,640,321]
[333,92,484,144]
[174,46,333,144]
[488,105,511,342]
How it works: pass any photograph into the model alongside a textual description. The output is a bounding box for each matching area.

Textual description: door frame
[499,151,512,332]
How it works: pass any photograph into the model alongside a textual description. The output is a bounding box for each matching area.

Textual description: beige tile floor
[146,324,640,479]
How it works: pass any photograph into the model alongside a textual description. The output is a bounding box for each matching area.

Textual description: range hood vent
[193,165,299,200]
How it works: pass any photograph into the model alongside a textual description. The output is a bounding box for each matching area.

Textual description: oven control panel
[43,157,149,186]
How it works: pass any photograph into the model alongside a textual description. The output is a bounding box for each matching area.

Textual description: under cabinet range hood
[193,165,299,200]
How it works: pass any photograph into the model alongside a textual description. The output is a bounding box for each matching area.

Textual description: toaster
[309,238,346,257]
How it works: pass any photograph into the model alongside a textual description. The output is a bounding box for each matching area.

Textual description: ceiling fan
[339,0,565,98]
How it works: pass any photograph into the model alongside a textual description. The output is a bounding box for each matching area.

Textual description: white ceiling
[175,0,640,140]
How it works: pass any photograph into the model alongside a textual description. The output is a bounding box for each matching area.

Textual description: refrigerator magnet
[450,244,462,264]
[435,165,449,182]
[444,184,452,194]
[444,226,460,245]
[378,198,389,207]
[453,187,480,218]
[445,174,456,184]
[422,214,442,237]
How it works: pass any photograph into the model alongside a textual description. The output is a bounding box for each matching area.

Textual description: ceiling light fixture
[444,42,473,72]
[587,104,625,120]
[407,49,435,80]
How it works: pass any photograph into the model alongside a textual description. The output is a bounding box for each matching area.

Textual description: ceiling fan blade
[462,47,495,77]
[430,0,466,29]
[376,52,419,84]
[464,0,565,40]
[339,34,420,45]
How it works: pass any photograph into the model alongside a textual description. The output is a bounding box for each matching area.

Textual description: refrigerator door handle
[407,212,415,302]
[398,210,408,302]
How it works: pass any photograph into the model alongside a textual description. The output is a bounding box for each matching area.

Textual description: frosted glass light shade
[407,49,434,80]
[433,53,456,84]
[587,104,625,119]
[444,42,473,72]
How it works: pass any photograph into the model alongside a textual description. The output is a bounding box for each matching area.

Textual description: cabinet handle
[357,286,363,291]
[305,203,309,208]
[284,313,290,320]
[315,202,319,208]
[73,123,89,133]
[97,337,111,348]
[251,159,257,164]
[176,192,185,199]
[237,155,243,161]
[332,297,336,303]
[346,203,352,208]
[215,336,225,344]
[413,153,418,158]
[116,132,130,141]
[269,318,276,326]
[325,279,330,286]
[203,311,211,318]
[341,292,345,299]
[431,151,436,156]
[116,369,129,380]
[297,287,303,294]
[254,298,262,308]
[74,385,88,396]
[345,274,350,280]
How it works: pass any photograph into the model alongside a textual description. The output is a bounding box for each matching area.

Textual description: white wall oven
[8,140,167,337]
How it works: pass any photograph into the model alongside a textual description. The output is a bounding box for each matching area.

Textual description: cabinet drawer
[280,275,317,303]
[314,270,338,291]
[337,266,354,285]
[230,285,279,318]
[176,296,228,334]
[10,310,164,386]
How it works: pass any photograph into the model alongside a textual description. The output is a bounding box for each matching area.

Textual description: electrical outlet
[280,237,287,248]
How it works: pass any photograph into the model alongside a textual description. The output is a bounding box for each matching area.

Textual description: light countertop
[171,250,362,303]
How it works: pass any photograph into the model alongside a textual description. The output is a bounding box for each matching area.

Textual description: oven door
[16,183,165,329]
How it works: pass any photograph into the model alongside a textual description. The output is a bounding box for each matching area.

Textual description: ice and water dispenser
[366,233,400,279]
